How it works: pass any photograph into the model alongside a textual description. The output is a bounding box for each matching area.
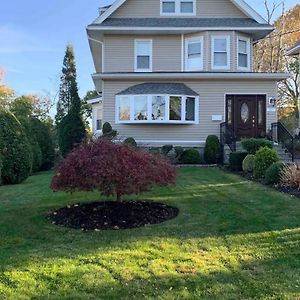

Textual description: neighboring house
[87,95,103,134]
[87,0,288,148]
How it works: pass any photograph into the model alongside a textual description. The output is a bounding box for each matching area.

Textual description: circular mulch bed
[48,201,179,231]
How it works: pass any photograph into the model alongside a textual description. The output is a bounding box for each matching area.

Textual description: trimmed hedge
[242,154,255,173]
[174,146,184,160]
[181,149,201,164]
[102,122,117,138]
[265,161,285,184]
[161,145,173,156]
[229,152,248,171]
[0,110,32,184]
[124,137,137,147]
[204,135,221,164]
[253,147,279,178]
[241,138,273,154]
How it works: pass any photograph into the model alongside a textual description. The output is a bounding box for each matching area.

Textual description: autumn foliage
[51,138,176,202]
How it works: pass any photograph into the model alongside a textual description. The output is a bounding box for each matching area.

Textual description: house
[86,0,288,148]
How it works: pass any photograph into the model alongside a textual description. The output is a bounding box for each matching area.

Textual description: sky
[0,0,299,103]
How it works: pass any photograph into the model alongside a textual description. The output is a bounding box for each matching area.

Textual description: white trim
[181,34,184,72]
[185,36,204,71]
[211,35,231,70]
[87,26,273,32]
[87,97,102,105]
[237,36,251,71]
[134,39,152,72]
[286,44,300,56]
[93,0,268,24]
[160,0,196,16]
[93,72,290,81]
[116,94,199,125]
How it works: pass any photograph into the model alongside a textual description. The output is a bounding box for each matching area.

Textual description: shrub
[253,147,279,178]
[174,146,184,159]
[58,113,86,157]
[242,154,255,173]
[102,122,117,138]
[181,149,201,164]
[149,147,160,154]
[229,152,248,171]
[0,110,32,184]
[281,164,300,189]
[124,137,137,147]
[30,118,55,170]
[51,139,176,202]
[265,161,285,185]
[241,138,273,154]
[204,135,221,164]
[161,145,173,156]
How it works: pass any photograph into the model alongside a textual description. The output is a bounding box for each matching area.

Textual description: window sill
[117,120,198,125]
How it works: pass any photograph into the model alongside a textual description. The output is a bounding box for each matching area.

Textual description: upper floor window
[237,36,251,70]
[185,37,203,71]
[134,40,152,72]
[161,0,195,15]
[211,35,230,70]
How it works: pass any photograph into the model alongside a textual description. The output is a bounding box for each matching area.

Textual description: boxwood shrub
[204,135,221,164]
[0,110,32,184]
[229,152,248,171]
[124,137,137,147]
[242,154,255,173]
[265,161,285,184]
[181,149,201,164]
[241,138,273,154]
[253,147,279,178]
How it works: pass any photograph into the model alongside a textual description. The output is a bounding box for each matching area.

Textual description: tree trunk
[116,193,123,203]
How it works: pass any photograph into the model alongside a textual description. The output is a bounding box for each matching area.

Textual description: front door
[226,95,266,140]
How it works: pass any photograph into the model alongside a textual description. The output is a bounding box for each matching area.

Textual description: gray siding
[111,0,248,18]
[103,32,253,73]
[101,79,277,146]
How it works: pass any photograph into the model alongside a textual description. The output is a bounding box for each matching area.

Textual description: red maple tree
[51,138,176,202]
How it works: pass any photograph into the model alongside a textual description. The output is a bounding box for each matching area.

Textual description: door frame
[224,93,267,140]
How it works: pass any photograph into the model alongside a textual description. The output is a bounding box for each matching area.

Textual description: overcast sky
[0,0,298,102]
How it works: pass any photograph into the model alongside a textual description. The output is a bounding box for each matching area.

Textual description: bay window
[237,36,250,70]
[161,0,195,15]
[212,35,230,70]
[185,37,203,71]
[116,94,199,124]
[135,40,152,72]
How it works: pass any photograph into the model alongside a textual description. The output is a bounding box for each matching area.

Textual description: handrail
[220,122,236,152]
[271,122,294,162]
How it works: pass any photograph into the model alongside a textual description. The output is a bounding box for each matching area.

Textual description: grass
[1,168,300,299]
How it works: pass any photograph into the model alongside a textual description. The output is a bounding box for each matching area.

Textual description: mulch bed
[48,201,179,231]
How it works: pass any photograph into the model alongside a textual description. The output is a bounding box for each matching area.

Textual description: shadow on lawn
[20,252,300,299]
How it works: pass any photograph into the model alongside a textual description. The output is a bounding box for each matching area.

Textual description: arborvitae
[56,44,86,156]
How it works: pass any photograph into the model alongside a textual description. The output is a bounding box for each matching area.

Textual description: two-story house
[87,0,288,148]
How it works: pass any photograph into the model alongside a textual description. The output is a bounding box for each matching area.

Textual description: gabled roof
[286,40,300,56]
[93,0,268,25]
[116,83,198,96]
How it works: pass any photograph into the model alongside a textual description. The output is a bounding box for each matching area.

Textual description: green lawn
[1,168,300,299]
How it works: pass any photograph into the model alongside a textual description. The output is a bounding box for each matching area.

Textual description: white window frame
[185,36,204,71]
[237,36,251,71]
[211,35,231,70]
[116,94,199,124]
[160,0,196,16]
[134,39,153,72]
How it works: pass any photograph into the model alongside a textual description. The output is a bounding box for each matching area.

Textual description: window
[169,96,182,120]
[152,96,166,120]
[135,40,152,72]
[237,37,250,70]
[162,0,175,13]
[161,0,195,15]
[134,96,148,120]
[212,36,230,69]
[185,37,203,71]
[119,96,131,121]
[96,119,102,131]
[186,97,195,121]
[116,94,199,124]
